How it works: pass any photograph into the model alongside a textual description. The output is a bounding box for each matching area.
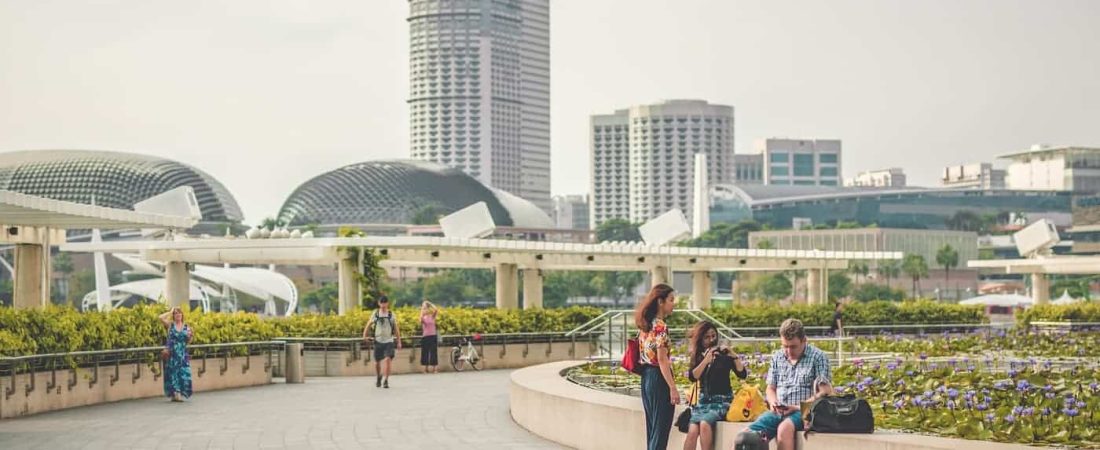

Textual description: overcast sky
[2,0,1098,223]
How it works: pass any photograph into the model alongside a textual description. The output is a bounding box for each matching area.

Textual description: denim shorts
[748,410,804,440]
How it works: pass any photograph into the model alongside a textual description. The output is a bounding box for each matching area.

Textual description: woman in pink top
[419,300,440,373]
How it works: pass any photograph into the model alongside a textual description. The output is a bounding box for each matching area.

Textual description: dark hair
[378,295,390,304]
[689,321,718,369]
[634,284,675,332]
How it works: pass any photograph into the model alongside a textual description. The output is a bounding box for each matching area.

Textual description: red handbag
[621,338,643,375]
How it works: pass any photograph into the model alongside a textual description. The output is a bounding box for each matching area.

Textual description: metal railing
[276,332,599,367]
[0,341,284,400]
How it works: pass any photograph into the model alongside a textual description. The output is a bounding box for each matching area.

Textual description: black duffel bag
[804,394,875,435]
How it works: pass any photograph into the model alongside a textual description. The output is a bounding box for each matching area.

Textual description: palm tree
[848,260,870,284]
[902,254,929,299]
[935,244,959,284]
[878,260,901,287]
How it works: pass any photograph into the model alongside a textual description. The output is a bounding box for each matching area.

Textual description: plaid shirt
[766,344,831,406]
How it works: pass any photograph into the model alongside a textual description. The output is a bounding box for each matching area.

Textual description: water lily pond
[567,329,1100,448]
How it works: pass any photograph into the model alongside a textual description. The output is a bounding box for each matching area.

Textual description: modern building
[844,168,906,188]
[749,228,978,268]
[552,194,589,230]
[748,227,980,299]
[733,154,764,185]
[276,160,552,233]
[942,163,1006,190]
[590,99,734,228]
[407,0,551,213]
[755,138,842,186]
[0,150,243,233]
[709,184,1074,231]
[1001,144,1100,194]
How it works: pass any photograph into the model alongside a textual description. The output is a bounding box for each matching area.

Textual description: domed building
[0,150,244,231]
[277,160,553,231]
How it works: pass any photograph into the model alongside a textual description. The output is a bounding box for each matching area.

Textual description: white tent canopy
[1053,290,1082,305]
[959,293,1035,308]
[81,278,213,311]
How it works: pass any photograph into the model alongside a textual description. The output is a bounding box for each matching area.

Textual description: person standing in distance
[634,283,679,450]
[364,295,402,388]
[419,300,440,373]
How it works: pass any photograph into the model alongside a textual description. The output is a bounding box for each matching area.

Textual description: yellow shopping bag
[726,384,767,422]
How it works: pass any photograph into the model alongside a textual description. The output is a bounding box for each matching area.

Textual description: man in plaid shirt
[748,318,834,449]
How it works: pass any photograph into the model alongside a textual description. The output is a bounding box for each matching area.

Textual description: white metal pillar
[337,256,360,315]
[1031,273,1050,305]
[13,243,47,309]
[496,263,519,310]
[164,261,190,309]
[522,268,543,310]
[807,268,826,305]
[692,271,711,309]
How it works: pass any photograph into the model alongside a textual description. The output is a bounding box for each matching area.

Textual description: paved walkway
[0,370,567,450]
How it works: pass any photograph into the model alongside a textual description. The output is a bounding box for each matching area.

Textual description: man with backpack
[363,296,402,388]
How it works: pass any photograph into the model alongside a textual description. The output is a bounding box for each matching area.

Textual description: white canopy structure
[959,293,1035,308]
[80,278,214,311]
[1053,290,1082,305]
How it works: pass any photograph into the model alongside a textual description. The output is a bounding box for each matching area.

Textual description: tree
[411,203,446,225]
[877,260,901,287]
[828,272,852,301]
[260,217,286,230]
[851,283,905,302]
[596,219,642,243]
[337,227,388,309]
[748,274,792,301]
[935,244,959,283]
[848,260,869,284]
[680,220,762,249]
[902,254,929,298]
[52,252,74,305]
[300,283,338,313]
[756,239,775,250]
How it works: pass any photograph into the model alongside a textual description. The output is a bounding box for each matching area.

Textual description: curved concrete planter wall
[510,361,1040,450]
[1,355,271,419]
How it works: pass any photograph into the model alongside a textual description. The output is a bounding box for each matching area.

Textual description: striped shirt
[766,344,832,406]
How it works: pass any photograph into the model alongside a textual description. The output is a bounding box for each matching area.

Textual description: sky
[1,0,1098,223]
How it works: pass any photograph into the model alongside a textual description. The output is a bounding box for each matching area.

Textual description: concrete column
[650,266,669,287]
[337,256,361,315]
[1031,273,1050,305]
[13,244,46,309]
[692,271,711,310]
[522,269,543,310]
[496,263,519,310]
[164,261,190,309]
[807,269,823,305]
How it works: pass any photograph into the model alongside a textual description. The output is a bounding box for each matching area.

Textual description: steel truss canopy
[61,236,902,271]
[0,190,197,230]
[969,257,1100,275]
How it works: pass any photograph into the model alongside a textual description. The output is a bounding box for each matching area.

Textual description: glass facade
[710,186,1073,230]
[819,153,838,164]
[769,152,788,163]
[793,154,815,176]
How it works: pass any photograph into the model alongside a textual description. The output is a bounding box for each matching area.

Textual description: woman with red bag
[634,283,678,450]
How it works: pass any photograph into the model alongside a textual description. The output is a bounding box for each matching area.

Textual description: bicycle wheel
[450,347,465,372]
[469,348,482,371]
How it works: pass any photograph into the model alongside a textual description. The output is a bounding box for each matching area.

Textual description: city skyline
[1,0,1098,222]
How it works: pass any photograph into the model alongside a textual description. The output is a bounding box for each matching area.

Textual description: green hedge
[1016,302,1100,327]
[0,301,986,357]
[697,300,986,328]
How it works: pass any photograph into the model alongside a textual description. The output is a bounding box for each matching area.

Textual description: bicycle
[450,334,483,371]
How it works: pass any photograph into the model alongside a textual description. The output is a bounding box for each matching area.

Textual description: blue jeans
[749,410,804,440]
[640,365,673,450]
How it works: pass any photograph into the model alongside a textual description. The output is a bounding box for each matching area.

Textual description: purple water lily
[1063,408,1080,418]
[985,413,996,422]
[1004,414,1016,424]
[947,388,959,399]
[1016,380,1031,392]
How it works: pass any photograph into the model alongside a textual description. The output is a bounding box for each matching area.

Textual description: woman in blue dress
[159,307,193,402]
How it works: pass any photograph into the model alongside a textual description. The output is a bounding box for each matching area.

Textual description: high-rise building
[1001,144,1100,194]
[756,138,842,186]
[733,154,764,185]
[941,163,1006,189]
[408,0,551,213]
[590,100,734,228]
[552,194,590,230]
[844,168,906,187]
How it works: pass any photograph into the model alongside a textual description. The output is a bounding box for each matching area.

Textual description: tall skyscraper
[408,0,551,212]
[590,100,734,228]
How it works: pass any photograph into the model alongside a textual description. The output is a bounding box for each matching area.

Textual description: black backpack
[733,431,766,450]
[805,395,875,435]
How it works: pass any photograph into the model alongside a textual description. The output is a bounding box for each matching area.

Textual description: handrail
[1030,321,1100,327]
[0,341,284,363]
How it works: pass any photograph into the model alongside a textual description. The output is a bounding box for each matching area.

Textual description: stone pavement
[0,369,567,450]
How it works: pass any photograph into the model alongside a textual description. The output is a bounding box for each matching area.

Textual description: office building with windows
[756,138,842,186]
[552,194,589,230]
[942,163,1006,190]
[590,100,734,228]
[408,0,551,213]
[844,168,906,187]
[1001,145,1100,194]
